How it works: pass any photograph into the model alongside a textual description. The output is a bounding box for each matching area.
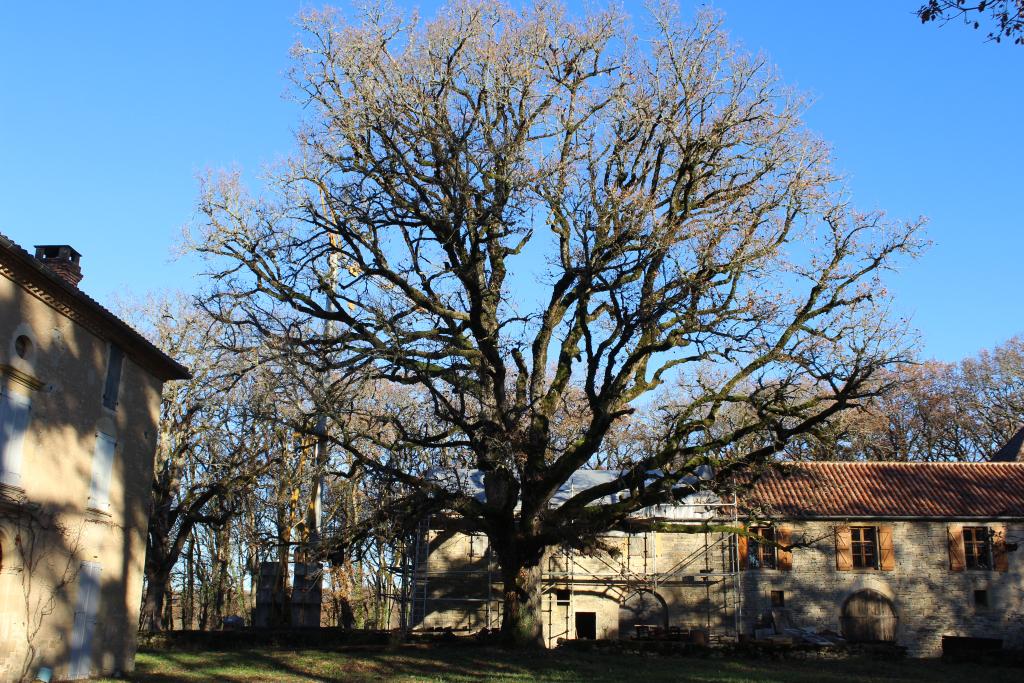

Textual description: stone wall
[415,519,1024,656]
[742,520,1024,657]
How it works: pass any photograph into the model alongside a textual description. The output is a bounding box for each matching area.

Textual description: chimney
[33,244,84,287]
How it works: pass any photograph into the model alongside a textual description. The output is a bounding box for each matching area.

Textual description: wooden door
[69,562,102,679]
[841,589,897,642]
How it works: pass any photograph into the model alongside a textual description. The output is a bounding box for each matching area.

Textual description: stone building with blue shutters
[0,236,188,682]
[409,462,1024,656]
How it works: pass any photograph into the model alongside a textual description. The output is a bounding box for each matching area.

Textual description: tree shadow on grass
[117,645,1016,683]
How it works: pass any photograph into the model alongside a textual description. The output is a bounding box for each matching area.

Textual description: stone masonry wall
[743,520,1024,657]
[417,519,1024,656]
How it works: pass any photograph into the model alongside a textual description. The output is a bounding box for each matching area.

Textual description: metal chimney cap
[34,244,82,261]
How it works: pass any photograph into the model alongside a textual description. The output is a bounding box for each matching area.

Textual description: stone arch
[618,589,668,638]
[841,589,898,643]
[848,574,896,604]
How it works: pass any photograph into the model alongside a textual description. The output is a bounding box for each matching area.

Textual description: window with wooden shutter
[878,524,895,571]
[992,524,1009,573]
[747,526,778,569]
[947,524,965,572]
[835,525,853,571]
[963,526,992,569]
[0,388,32,488]
[850,526,879,569]
[102,345,124,411]
[777,525,793,571]
[87,432,116,510]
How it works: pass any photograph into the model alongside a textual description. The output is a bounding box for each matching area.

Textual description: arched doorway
[618,589,668,638]
[841,589,897,642]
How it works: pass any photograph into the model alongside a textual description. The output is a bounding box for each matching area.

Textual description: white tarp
[427,467,721,521]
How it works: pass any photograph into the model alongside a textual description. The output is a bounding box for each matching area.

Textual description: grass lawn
[102,644,1019,682]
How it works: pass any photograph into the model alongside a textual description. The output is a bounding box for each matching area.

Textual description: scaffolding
[402,494,744,645]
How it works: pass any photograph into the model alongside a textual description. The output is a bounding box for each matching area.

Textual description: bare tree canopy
[918,1,1024,44]
[190,0,924,645]
[790,335,1024,462]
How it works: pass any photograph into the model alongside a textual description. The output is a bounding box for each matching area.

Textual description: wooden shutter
[102,345,124,410]
[947,524,965,572]
[878,524,895,571]
[0,389,32,487]
[87,433,116,510]
[737,528,748,570]
[835,525,853,571]
[777,525,793,571]
[993,523,1009,573]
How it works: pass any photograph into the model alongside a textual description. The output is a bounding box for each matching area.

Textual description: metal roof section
[429,466,721,521]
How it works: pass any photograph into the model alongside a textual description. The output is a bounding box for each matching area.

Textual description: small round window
[14,335,32,360]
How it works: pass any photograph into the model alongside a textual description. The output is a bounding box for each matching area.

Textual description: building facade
[0,238,188,682]
[411,462,1024,656]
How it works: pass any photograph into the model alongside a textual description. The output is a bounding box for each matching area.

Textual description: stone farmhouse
[0,237,188,682]
[409,462,1024,657]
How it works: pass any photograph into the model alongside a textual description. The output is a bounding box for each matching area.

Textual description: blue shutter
[87,432,116,510]
[69,561,103,679]
[0,389,32,487]
[102,345,124,410]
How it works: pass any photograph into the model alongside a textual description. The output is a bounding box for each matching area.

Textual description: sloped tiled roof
[991,426,1024,462]
[743,462,1024,519]
[0,232,190,381]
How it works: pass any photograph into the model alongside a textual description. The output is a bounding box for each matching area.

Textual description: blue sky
[1,2,1021,362]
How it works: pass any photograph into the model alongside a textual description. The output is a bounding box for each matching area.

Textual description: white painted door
[68,562,102,679]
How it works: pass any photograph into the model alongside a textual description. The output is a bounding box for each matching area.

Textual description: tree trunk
[183,535,196,629]
[212,522,231,628]
[139,575,167,632]
[140,544,174,632]
[164,576,176,629]
[500,562,543,647]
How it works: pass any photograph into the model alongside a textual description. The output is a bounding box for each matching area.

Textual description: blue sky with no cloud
[1,1,1021,362]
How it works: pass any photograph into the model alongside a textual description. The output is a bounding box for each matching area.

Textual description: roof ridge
[788,461,1016,466]
[0,231,190,380]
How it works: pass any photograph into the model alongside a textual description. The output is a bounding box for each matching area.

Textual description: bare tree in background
[792,335,1024,462]
[191,0,924,645]
[136,298,280,631]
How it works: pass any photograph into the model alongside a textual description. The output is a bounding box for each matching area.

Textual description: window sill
[85,506,113,519]
[0,363,44,391]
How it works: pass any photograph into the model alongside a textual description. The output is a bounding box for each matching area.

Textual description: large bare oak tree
[191,0,924,644]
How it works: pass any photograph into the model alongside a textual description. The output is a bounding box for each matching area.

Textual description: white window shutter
[88,432,116,510]
[0,389,32,487]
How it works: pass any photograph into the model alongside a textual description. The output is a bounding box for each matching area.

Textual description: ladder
[409,516,431,628]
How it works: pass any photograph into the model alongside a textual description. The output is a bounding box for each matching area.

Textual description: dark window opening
[102,345,124,410]
[14,335,31,360]
[973,589,989,608]
[770,590,785,607]
[964,527,992,570]
[555,588,571,606]
[748,527,777,569]
[575,611,597,640]
[851,526,878,569]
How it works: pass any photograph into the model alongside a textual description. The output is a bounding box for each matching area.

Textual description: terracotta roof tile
[743,462,1024,519]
